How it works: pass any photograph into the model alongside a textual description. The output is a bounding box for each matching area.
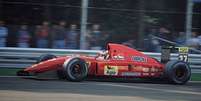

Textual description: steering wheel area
[96,50,110,60]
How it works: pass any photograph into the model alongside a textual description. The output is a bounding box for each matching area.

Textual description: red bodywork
[24,43,164,78]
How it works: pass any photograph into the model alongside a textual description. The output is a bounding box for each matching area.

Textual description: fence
[0,47,201,73]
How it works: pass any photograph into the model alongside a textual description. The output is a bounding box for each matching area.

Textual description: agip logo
[104,65,118,75]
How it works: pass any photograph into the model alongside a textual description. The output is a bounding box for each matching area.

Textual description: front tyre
[164,60,191,84]
[63,58,88,82]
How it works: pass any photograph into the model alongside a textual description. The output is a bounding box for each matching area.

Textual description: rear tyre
[164,60,191,84]
[63,58,88,82]
[37,54,57,63]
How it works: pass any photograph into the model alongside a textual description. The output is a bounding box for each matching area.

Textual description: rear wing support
[161,46,189,64]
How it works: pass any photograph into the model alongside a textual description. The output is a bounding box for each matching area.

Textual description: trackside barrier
[0,47,201,73]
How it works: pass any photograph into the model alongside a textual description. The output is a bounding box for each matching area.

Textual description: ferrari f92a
[17,43,191,84]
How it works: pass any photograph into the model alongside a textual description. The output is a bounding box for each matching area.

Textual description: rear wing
[161,46,189,63]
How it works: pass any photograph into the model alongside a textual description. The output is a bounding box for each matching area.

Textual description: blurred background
[0,0,201,53]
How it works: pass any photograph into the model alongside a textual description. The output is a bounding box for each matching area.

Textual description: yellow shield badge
[104,65,118,75]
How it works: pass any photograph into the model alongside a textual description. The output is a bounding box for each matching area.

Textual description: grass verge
[191,73,201,81]
[0,68,22,76]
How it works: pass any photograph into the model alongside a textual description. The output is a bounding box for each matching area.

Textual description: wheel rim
[174,65,187,80]
[70,64,82,78]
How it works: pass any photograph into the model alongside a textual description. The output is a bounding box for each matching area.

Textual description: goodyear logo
[104,65,118,75]
[132,56,147,62]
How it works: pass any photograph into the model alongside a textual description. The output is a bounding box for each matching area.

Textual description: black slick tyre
[164,60,191,84]
[63,57,88,82]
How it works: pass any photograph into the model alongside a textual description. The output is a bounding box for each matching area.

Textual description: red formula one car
[17,43,191,84]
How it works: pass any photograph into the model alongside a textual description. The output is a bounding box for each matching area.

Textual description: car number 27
[178,54,188,62]
[178,47,189,62]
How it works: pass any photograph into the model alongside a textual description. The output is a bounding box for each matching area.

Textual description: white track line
[97,83,201,95]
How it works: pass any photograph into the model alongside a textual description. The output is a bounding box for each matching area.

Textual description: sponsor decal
[142,68,149,72]
[178,47,189,62]
[121,72,141,76]
[131,56,147,62]
[151,73,155,76]
[104,65,118,75]
[151,67,156,72]
[135,66,143,69]
[150,67,160,72]
[178,47,189,53]
[142,73,149,76]
[113,55,125,60]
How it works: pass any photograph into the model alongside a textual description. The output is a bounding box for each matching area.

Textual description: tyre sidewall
[63,58,88,81]
[165,61,191,84]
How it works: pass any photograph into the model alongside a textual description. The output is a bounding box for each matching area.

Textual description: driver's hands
[96,50,109,60]
[103,50,109,59]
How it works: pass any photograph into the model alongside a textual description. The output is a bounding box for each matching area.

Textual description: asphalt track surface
[0,77,201,101]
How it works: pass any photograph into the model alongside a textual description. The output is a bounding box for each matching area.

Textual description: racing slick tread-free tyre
[37,54,57,63]
[164,60,191,85]
[63,58,88,82]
